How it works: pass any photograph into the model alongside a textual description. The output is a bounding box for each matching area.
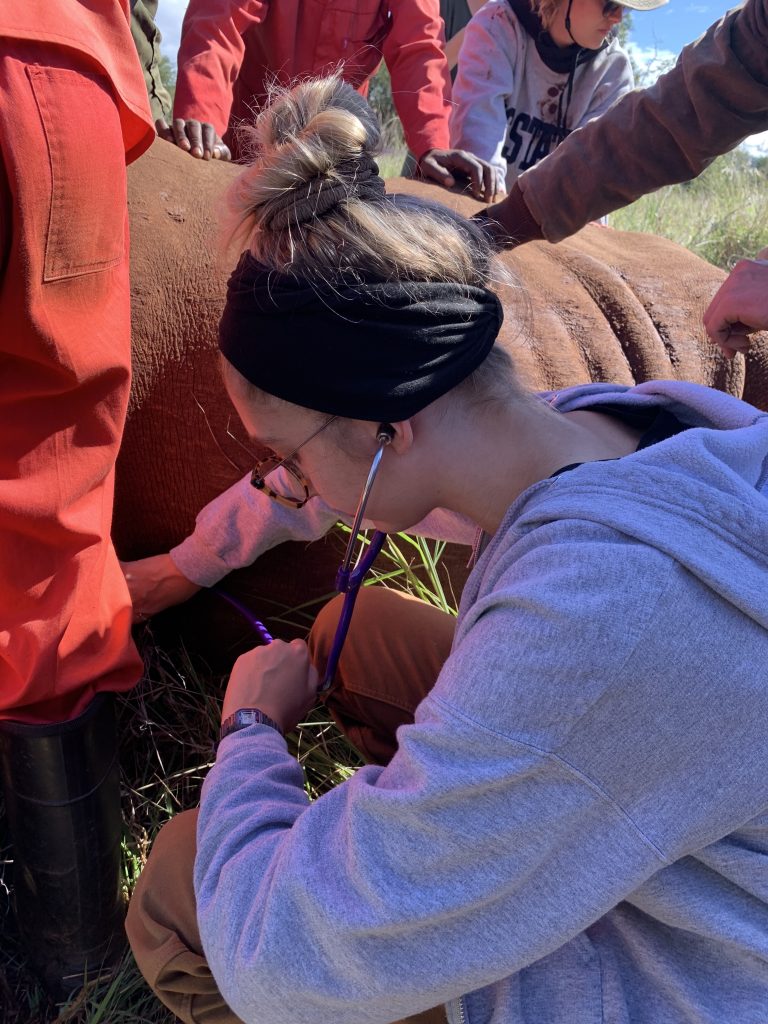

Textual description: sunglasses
[602,1,623,15]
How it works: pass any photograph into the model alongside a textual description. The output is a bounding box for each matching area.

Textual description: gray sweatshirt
[195,380,768,1024]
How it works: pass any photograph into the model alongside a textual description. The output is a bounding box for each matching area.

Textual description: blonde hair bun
[226,77,379,252]
[225,74,493,288]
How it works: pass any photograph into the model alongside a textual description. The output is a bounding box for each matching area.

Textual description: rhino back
[118,144,766,656]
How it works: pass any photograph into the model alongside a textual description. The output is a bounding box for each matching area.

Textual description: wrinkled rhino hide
[119,141,767,661]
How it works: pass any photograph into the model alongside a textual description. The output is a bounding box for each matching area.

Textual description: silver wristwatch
[219,707,284,744]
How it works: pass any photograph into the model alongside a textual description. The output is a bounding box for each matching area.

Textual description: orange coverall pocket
[26,65,126,282]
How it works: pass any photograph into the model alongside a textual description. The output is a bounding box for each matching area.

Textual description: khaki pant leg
[126,808,243,1024]
[402,1009,448,1024]
[129,588,453,1023]
[129,807,447,1024]
[309,588,456,766]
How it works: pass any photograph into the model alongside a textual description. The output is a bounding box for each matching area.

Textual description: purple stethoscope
[214,424,394,692]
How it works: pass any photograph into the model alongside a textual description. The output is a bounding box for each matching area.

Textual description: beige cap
[615,0,670,9]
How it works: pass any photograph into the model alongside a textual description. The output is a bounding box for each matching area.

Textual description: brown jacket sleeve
[513,0,768,244]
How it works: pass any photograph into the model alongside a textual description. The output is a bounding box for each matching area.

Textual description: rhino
[119,141,767,661]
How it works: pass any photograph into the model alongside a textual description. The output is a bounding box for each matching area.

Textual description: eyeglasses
[240,420,395,693]
[250,414,337,508]
[602,1,623,15]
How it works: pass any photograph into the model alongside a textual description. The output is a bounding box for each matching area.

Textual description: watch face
[220,708,283,744]
[235,710,259,727]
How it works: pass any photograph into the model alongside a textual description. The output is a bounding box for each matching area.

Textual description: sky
[154,1,767,154]
[627,0,728,56]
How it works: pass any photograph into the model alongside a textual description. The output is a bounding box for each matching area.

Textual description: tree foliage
[158,51,176,101]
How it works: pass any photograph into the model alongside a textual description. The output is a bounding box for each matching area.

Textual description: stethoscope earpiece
[376,423,395,445]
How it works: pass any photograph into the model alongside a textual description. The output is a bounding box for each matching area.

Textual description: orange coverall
[173,0,453,161]
[0,0,153,723]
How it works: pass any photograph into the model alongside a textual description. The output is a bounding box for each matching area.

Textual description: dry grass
[611,150,768,271]
[0,530,453,1022]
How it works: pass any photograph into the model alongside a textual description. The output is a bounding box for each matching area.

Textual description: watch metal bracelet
[219,707,284,745]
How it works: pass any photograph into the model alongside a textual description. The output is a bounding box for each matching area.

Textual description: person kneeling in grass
[126,75,768,1024]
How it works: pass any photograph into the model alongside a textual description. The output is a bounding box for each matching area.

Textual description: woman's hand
[222,639,320,734]
[121,554,202,622]
[704,248,768,357]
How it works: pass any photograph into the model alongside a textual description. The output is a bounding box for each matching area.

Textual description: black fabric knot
[261,153,386,231]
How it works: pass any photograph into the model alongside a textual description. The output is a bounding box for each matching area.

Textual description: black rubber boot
[0,693,125,998]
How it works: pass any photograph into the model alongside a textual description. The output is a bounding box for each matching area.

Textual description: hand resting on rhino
[122,493,476,621]
[704,247,768,358]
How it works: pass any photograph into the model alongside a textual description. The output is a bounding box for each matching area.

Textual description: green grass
[610,150,768,271]
[377,152,409,179]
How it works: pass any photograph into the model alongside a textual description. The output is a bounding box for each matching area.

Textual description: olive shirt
[130,0,172,123]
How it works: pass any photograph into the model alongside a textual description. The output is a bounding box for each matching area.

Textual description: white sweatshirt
[450,0,634,192]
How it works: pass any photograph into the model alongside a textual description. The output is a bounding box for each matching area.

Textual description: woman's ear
[385,420,414,455]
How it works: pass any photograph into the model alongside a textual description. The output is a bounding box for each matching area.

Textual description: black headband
[218,254,504,421]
